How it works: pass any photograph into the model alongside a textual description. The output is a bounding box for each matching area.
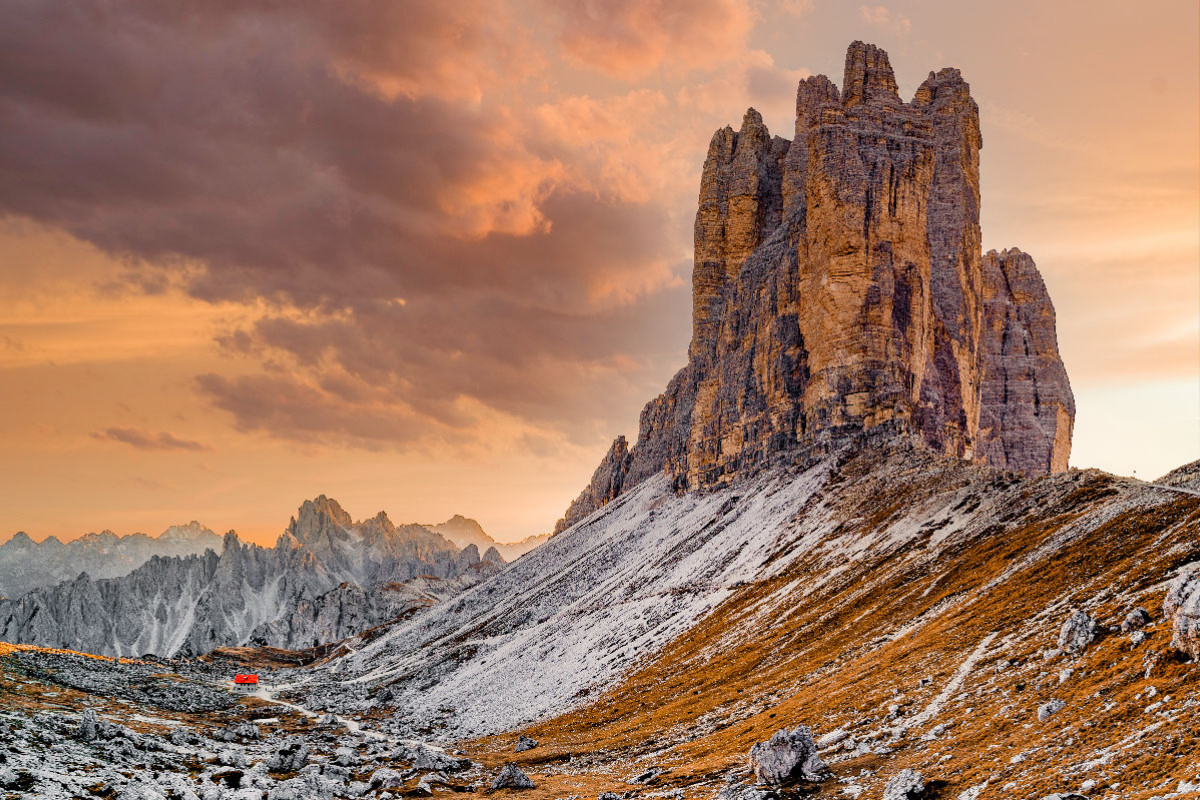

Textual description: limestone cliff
[555,41,1073,534]
[976,248,1075,474]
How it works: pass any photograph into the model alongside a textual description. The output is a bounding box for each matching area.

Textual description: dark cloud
[91,427,211,452]
[0,1,697,449]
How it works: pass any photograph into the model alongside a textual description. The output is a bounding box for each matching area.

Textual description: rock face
[977,248,1075,474]
[748,727,827,784]
[556,41,1074,532]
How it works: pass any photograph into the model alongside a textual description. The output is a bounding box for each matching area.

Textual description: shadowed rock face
[556,41,1074,534]
[977,248,1075,474]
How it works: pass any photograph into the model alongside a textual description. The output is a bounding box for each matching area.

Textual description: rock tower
[556,42,1074,533]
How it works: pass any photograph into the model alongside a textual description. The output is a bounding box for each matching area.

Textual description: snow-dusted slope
[294,442,1200,760]
[308,461,833,736]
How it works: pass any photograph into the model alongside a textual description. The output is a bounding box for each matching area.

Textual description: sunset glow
[1,0,1196,545]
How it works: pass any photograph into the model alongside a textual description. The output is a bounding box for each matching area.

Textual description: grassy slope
[472,451,1200,799]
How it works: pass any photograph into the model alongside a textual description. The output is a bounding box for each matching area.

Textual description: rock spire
[555,41,1073,533]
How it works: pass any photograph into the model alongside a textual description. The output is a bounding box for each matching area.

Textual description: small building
[233,674,259,692]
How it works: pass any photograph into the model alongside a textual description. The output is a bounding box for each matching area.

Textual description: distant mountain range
[0,496,515,657]
[0,521,222,599]
[431,515,550,562]
[0,510,545,600]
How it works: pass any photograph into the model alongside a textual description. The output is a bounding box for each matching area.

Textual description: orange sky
[1,1,1196,546]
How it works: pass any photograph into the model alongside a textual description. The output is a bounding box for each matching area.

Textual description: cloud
[0,0,710,449]
[675,49,811,134]
[546,0,756,80]
[858,5,912,33]
[91,427,211,452]
[780,0,814,17]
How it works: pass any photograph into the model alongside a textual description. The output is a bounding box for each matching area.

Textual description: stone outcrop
[1165,565,1200,659]
[556,41,1074,533]
[883,769,927,800]
[977,248,1075,473]
[1057,609,1097,654]
[555,435,633,533]
[1037,698,1066,722]
[748,727,827,784]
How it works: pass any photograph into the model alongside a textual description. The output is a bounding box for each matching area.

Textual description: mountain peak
[159,521,216,541]
[842,40,899,106]
[299,495,352,525]
[4,531,34,549]
[555,40,1075,534]
[220,530,242,554]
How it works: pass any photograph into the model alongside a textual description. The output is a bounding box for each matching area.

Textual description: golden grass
[465,462,1200,798]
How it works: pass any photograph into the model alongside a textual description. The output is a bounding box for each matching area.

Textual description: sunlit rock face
[556,41,1073,533]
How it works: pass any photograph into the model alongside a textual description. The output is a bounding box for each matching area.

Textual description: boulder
[1037,699,1066,722]
[214,722,260,742]
[267,772,338,800]
[1120,607,1150,633]
[514,735,538,752]
[77,708,100,742]
[1164,566,1200,659]
[167,727,198,746]
[816,729,849,749]
[491,764,536,790]
[748,727,827,784]
[884,770,925,800]
[265,740,309,773]
[397,742,471,772]
[1057,610,1096,654]
[369,768,406,790]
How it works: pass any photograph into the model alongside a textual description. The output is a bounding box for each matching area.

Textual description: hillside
[455,450,1200,798]
[3,447,1197,798]
[0,38,1194,800]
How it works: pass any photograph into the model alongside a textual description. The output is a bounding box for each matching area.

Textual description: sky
[0,1,1196,546]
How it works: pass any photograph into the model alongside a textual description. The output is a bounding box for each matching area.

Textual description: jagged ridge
[0,497,505,657]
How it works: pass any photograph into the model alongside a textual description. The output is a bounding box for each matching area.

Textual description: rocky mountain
[0,497,503,657]
[555,41,1073,533]
[432,514,550,561]
[285,442,1200,796]
[0,521,221,599]
[0,41,1191,800]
